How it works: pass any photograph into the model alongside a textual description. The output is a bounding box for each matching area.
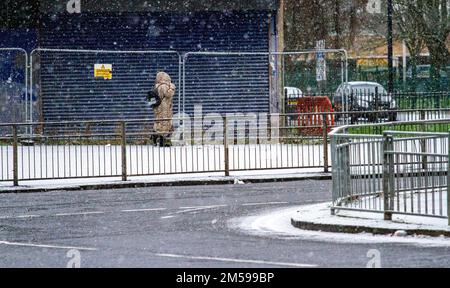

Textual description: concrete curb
[291,218,450,238]
[0,173,331,194]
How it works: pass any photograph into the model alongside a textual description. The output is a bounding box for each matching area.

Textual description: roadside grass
[397,97,450,110]
[348,123,450,135]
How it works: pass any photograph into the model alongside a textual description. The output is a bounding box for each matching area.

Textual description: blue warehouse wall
[37,11,273,127]
[40,11,270,52]
[0,29,37,53]
[0,29,37,125]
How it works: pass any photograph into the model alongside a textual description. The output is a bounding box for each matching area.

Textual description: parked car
[333,81,397,122]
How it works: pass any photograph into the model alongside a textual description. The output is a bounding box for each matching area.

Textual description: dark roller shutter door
[39,11,271,129]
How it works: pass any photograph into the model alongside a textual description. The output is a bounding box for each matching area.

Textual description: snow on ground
[0,168,327,190]
[299,202,449,230]
[342,189,448,221]
[230,203,450,247]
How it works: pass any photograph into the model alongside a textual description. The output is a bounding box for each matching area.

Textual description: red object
[296,96,335,136]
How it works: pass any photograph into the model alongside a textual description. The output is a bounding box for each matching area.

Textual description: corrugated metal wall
[37,51,180,121]
[38,11,272,129]
[184,54,270,115]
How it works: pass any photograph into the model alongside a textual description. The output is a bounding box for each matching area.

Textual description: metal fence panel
[183,50,348,117]
[0,112,334,185]
[0,127,14,182]
[384,131,448,219]
[183,52,272,116]
[0,48,28,134]
[30,49,181,134]
[331,120,450,224]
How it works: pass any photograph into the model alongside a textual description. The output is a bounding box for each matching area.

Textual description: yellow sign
[357,58,388,67]
[94,64,112,80]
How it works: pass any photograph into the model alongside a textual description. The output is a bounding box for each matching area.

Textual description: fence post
[383,133,394,220]
[322,113,329,173]
[120,121,127,182]
[224,116,230,177]
[12,125,19,187]
[420,110,428,170]
[448,132,450,226]
[330,134,337,216]
[342,140,351,203]
[420,110,426,121]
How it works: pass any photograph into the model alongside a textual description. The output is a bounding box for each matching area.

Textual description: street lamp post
[387,0,394,94]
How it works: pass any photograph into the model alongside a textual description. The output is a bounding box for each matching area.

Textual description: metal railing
[0,112,336,186]
[331,119,450,225]
[4,109,450,186]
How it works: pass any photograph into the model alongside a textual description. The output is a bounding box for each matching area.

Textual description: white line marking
[176,205,227,214]
[0,241,97,251]
[179,205,228,209]
[17,215,41,219]
[55,211,105,217]
[122,208,167,213]
[242,202,289,207]
[0,215,41,220]
[155,253,317,268]
[161,216,176,219]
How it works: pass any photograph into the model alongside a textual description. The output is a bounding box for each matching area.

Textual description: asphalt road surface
[0,180,449,268]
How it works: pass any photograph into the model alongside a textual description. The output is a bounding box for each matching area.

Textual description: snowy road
[1,180,450,268]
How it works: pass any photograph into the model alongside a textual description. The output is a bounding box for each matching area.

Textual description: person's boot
[150,134,157,146]
[158,135,164,147]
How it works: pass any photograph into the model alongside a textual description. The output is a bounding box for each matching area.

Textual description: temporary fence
[183,50,348,117]
[29,48,182,133]
[0,48,28,135]
[11,47,450,131]
[331,119,450,225]
[3,47,450,133]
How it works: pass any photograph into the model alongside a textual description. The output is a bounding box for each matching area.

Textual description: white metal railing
[331,119,450,225]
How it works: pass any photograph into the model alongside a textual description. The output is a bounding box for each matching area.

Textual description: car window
[350,85,386,95]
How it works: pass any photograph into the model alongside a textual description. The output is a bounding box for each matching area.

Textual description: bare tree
[393,1,427,89]
[333,0,342,48]
[284,0,368,50]
[394,0,450,89]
